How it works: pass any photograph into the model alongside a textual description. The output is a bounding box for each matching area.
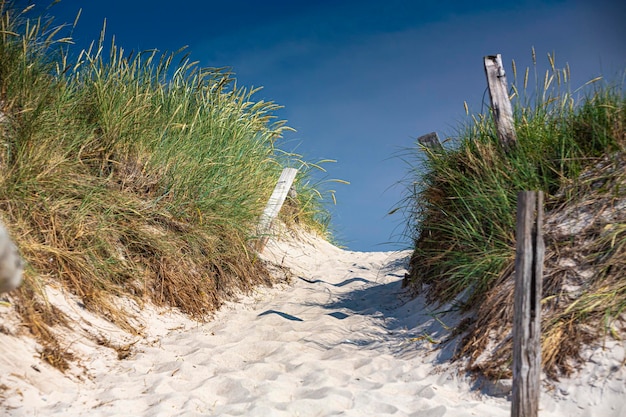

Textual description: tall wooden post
[484,54,517,151]
[256,168,298,250]
[512,191,544,417]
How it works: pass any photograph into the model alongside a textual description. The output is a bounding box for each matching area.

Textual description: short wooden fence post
[417,132,443,152]
[484,54,518,151]
[512,191,544,417]
[256,167,298,250]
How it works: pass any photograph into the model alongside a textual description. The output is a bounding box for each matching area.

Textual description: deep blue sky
[29,0,625,251]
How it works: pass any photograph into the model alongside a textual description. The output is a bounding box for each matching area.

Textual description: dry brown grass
[2,178,277,372]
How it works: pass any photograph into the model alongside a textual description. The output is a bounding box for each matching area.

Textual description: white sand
[1,229,624,416]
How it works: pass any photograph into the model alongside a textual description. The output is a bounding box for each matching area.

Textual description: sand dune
[1,229,624,416]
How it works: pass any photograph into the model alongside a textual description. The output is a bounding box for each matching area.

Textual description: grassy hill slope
[0,3,332,370]
[403,53,625,380]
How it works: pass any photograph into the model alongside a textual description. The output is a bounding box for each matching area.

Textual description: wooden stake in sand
[484,54,517,151]
[256,167,298,250]
[512,191,544,417]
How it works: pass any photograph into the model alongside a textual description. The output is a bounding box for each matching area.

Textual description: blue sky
[31,0,625,251]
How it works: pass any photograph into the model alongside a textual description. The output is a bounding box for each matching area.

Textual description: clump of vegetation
[0,2,332,369]
[403,51,625,380]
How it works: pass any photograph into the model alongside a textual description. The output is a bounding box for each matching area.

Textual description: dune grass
[0,2,333,369]
[403,51,625,379]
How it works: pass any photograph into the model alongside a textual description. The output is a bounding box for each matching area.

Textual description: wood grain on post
[512,191,544,417]
[418,132,443,152]
[256,167,298,250]
[484,54,517,151]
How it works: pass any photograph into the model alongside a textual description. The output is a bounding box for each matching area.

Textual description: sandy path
[1,230,624,416]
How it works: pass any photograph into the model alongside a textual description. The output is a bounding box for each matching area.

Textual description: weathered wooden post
[512,191,544,417]
[256,167,298,250]
[417,132,443,152]
[484,54,517,151]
